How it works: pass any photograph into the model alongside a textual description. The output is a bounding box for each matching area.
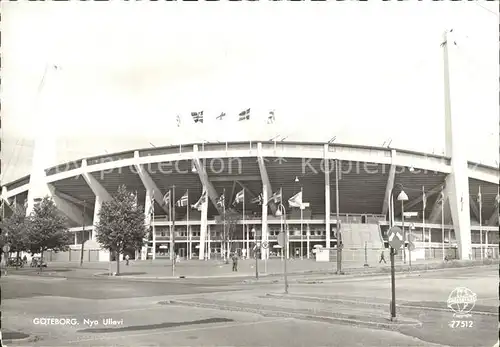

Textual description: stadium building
[1,136,499,263]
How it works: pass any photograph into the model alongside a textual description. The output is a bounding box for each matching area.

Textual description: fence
[44,250,101,262]
[324,245,496,268]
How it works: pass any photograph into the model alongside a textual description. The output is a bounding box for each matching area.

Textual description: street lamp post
[394,187,408,265]
[399,192,408,264]
[335,159,343,275]
[252,227,259,280]
[276,202,289,294]
[389,184,408,320]
[295,176,303,260]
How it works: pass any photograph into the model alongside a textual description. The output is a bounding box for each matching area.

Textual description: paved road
[2,265,497,346]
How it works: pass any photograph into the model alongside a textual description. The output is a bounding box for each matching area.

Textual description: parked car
[30,257,47,268]
[8,257,24,268]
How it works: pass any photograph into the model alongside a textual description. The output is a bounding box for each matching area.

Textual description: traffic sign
[277,232,285,247]
[2,244,9,253]
[387,226,403,250]
[261,241,269,249]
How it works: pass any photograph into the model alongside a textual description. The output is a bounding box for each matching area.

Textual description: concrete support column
[92,196,102,241]
[144,190,153,260]
[324,144,331,249]
[198,189,208,260]
[261,184,268,260]
[442,30,472,260]
[446,174,471,259]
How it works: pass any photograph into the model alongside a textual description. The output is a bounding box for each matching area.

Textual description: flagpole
[441,190,445,262]
[172,185,176,276]
[187,189,190,260]
[152,189,156,262]
[168,189,172,260]
[243,190,247,259]
[479,186,482,260]
[300,186,303,260]
[422,186,427,258]
[223,188,227,262]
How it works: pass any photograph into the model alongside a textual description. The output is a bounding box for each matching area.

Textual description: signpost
[387,226,403,320]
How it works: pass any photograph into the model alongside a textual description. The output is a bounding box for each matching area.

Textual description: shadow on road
[78,318,234,333]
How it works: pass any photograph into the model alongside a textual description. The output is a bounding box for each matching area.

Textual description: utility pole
[80,200,86,267]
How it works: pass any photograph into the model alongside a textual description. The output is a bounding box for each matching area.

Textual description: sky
[1,1,498,184]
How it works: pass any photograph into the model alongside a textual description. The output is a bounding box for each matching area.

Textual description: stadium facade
[2,140,499,262]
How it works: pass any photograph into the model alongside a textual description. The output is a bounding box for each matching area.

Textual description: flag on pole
[437,189,445,205]
[268,190,282,204]
[494,192,500,207]
[148,195,155,216]
[216,193,225,208]
[288,191,303,208]
[251,193,263,205]
[162,191,171,207]
[238,108,251,121]
[477,188,482,205]
[191,191,207,211]
[233,189,245,205]
[191,111,204,123]
[422,190,427,209]
[216,112,226,120]
[176,191,189,207]
[267,110,275,124]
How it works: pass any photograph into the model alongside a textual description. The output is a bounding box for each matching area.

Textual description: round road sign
[262,241,269,249]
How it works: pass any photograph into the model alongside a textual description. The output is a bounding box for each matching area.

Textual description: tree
[0,204,30,269]
[95,185,147,275]
[28,197,72,272]
[216,209,240,263]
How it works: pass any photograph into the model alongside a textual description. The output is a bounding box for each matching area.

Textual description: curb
[264,293,498,317]
[2,275,67,282]
[160,299,422,330]
[92,272,272,280]
[296,263,499,283]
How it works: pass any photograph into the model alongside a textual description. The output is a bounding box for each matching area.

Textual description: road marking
[68,318,290,343]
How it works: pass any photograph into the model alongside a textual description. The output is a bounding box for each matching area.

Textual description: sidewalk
[9,257,497,280]
[159,289,421,329]
[97,258,497,279]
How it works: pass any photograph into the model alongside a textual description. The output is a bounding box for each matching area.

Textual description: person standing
[125,254,130,266]
[232,253,238,272]
[379,250,386,264]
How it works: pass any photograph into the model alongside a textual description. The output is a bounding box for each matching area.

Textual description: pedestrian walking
[231,253,238,272]
[125,254,130,266]
[379,250,386,264]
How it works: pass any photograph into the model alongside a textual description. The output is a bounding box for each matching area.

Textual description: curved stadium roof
[3,141,498,228]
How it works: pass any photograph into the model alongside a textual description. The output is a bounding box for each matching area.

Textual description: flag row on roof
[176,109,276,127]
